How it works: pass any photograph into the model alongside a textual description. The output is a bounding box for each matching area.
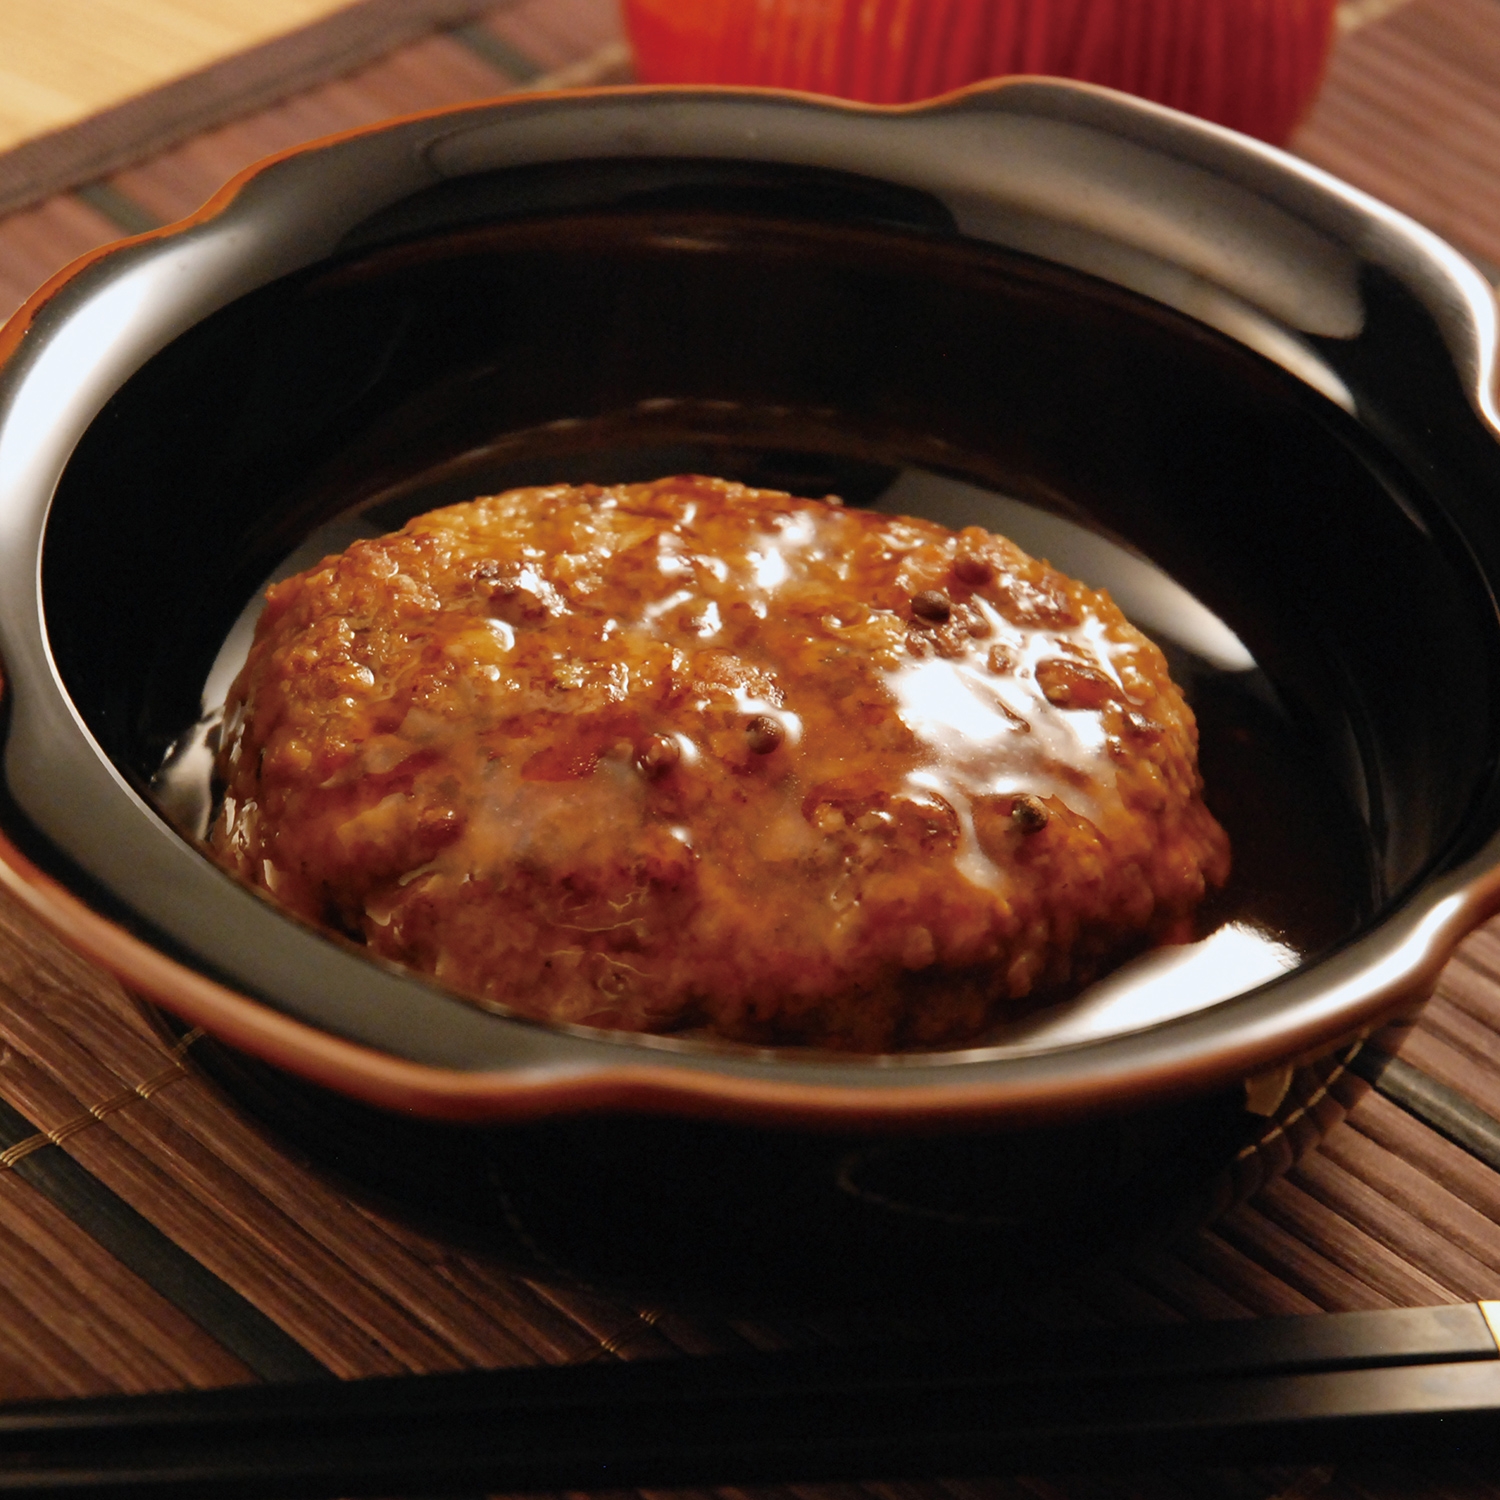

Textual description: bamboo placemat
[3,2,1500,1495]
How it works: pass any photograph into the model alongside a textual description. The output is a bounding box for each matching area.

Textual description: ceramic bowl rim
[3,77,1500,1126]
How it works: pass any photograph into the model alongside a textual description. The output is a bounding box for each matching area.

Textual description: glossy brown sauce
[207,475,1233,1051]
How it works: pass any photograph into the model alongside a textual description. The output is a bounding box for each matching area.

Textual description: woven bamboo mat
[3,2,1500,1495]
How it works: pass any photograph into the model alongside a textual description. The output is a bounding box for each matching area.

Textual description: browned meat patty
[211,475,1230,1050]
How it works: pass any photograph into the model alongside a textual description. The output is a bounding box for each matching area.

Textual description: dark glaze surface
[211,476,1229,1051]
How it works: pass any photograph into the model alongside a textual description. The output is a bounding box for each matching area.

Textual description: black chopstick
[4,1302,1500,1497]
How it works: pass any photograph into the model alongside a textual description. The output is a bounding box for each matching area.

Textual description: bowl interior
[35,188,1500,1057]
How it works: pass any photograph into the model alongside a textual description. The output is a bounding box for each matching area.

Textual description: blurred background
[0,0,1496,326]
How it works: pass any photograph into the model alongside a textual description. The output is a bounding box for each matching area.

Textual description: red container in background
[623,0,1340,145]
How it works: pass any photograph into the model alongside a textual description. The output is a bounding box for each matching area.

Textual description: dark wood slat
[0,1175,254,1397]
[1382,1023,1500,1124]
[1312,1123,1500,1286]
[1408,992,1500,1076]
[449,22,547,82]
[1117,1248,1260,1322]
[70,183,164,235]
[137,1084,553,1369]
[517,1281,701,1363]
[0,1071,322,1387]
[1450,923,1500,988]
[1349,1086,1500,1225]
[2,1138,327,1385]
[1279,1152,1495,1300]
[638,1305,764,1358]
[478,0,626,72]
[1354,1049,1500,1175]
[0,1245,139,1402]
[107,30,523,225]
[81,1097,526,1372]
[0,1179,253,1391]
[1201,1200,1396,1312]
[0,897,166,1059]
[1245,1174,1458,1308]
[57,1121,476,1379]
[1429,966,1500,1051]
[0,193,121,325]
[1170,1230,1326,1320]
[342,1197,651,1365]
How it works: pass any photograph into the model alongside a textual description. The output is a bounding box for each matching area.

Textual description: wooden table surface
[3,3,1500,1496]
[0,0,375,154]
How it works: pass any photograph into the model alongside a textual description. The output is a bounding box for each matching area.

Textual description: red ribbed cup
[622,0,1339,145]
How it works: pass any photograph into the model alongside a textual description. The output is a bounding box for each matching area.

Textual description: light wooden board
[0,0,372,153]
[0,0,536,217]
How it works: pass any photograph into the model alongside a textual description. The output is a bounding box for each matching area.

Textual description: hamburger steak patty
[211,475,1230,1050]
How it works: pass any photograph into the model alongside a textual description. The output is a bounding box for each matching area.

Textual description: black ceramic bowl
[2,79,1500,1300]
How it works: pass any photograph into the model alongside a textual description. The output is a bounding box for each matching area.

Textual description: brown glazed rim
[4,78,1500,1127]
